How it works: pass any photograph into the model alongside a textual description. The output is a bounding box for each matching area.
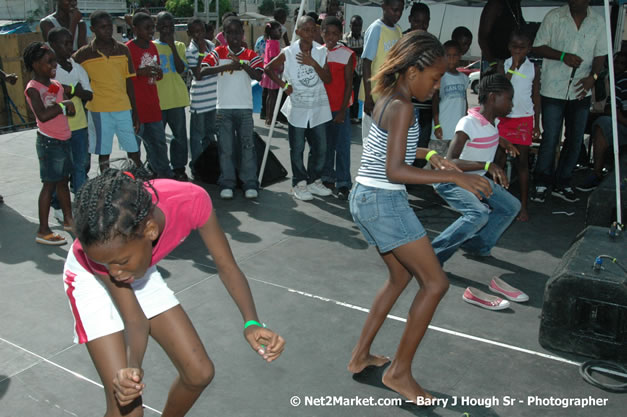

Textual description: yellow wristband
[425,150,438,162]
[70,84,75,96]
[283,82,290,91]
[507,69,526,78]
[484,161,491,171]
[58,102,66,116]
[433,124,441,130]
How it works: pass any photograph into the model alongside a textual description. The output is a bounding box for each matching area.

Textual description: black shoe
[530,186,548,203]
[337,186,350,200]
[173,171,189,182]
[552,186,579,202]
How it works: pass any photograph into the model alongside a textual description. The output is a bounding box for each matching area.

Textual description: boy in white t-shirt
[431,74,521,265]
[432,40,468,141]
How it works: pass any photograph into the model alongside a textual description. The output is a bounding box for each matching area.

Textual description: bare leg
[515,145,529,221]
[127,151,142,168]
[348,249,412,373]
[99,154,110,173]
[381,237,449,403]
[265,89,278,126]
[86,332,143,417]
[149,305,214,417]
[56,178,73,228]
[592,125,608,178]
[38,182,56,235]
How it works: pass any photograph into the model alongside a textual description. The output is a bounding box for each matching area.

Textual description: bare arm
[532,64,542,136]
[532,45,583,68]
[362,58,373,115]
[282,31,290,46]
[339,54,355,113]
[241,63,263,82]
[26,88,72,122]
[77,21,88,49]
[264,53,287,88]
[40,20,53,42]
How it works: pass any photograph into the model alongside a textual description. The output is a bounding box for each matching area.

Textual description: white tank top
[42,14,80,51]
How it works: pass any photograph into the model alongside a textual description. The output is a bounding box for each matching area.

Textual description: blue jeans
[322,109,352,188]
[431,178,520,264]
[139,121,173,178]
[216,108,258,191]
[534,96,591,187]
[69,128,88,193]
[288,122,327,186]
[190,109,216,173]
[162,107,188,172]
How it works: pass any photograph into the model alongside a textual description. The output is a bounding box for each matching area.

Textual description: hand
[429,154,462,172]
[132,110,140,133]
[296,51,316,67]
[501,140,519,158]
[333,111,345,124]
[62,100,76,117]
[364,97,375,117]
[113,368,144,406]
[283,84,293,96]
[575,75,595,100]
[532,126,541,142]
[5,73,18,85]
[563,53,582,69]
[452,172,492,200]
[434,126,443,139]
[488,163,509,188]
[244,325,285,363]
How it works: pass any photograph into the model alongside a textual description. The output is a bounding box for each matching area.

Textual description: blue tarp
[0,22,32,34]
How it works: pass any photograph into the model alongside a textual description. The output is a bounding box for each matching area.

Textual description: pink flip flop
[489,277,529,302]
[462,287,510,310]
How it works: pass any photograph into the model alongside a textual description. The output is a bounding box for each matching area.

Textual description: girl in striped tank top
[347,31,492,404]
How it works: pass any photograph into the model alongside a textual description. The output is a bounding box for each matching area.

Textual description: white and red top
[456,107,500,176]
[202,46,263,109]
[24,79,71,140]
[71,179,213,275]
[324,44,355,113]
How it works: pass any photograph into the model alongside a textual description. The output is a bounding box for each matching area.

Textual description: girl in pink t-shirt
[23,41,76,246]
[260,21,283,126]
[64,168,285,415]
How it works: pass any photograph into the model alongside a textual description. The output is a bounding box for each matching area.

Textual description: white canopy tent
[258,0,624,227]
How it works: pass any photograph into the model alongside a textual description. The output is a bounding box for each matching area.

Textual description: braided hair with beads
[73,167,158,247]
[477,73,513,105]
[371,31,444,97]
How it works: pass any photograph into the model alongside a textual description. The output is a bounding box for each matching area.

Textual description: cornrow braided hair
[478,73,513,105]
[23,42,52,72]
[371,31,444,97]
[74,166,157,247]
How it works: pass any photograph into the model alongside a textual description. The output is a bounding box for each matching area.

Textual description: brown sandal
[35,232,67,246]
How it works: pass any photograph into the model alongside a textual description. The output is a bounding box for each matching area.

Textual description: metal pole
[604,0,623,225]
[258,0,307,185]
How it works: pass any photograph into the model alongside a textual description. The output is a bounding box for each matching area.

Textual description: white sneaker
[307,179,332,197]
[245,189,258,199]
[220,189,234,200]
[292,181,313,201]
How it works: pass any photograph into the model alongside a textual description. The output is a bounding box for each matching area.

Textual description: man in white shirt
[530,0,607,203]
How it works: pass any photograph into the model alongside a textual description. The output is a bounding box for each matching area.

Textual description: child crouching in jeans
[23,42,76,245]
[202,17,263,200]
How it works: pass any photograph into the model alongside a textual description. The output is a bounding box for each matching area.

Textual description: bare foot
[347,353,390,374]
[382,362,434,404]
[516,209,529,222]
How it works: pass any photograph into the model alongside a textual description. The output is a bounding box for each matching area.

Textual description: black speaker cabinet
[539,226,627,361]
[585,153,626,227]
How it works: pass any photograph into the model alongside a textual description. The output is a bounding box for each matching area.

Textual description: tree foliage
[165,0,231,19]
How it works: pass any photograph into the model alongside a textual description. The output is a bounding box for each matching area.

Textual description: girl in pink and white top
[64,169,285,416]
[23,41,76,246]
[260,20,283,127]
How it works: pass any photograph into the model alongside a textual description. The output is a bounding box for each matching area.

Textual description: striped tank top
[356,97,420,190]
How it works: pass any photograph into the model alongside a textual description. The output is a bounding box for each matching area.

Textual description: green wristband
[58,102,66,116]
[507,69,526,78]
[70,84,75,96]
[239,59,245,65]
[433,124,441,130]
[244,320,264,329]
[283,82,290,91]
[484,161,491,171]
[425,150,438,162]
[560,51,566,62]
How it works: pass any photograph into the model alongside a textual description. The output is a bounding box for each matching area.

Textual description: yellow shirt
[74,40,135,112]
[153,40,190,110]
[359,20,402,103]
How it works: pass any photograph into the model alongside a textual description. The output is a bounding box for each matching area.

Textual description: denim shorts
[349,183,427,253]
[36,133,72,183]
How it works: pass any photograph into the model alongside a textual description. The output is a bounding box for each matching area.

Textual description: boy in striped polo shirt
[187,18,218,178]
[202,17,263,200]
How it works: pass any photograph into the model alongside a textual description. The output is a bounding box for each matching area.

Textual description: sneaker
[337,186,350,201]
[462,287,510,311]
[220,189,234,200]
[575,174,602,192]
[489,277,529,302]
[244,189,258,199]
[307,179,333,196]
[530,186,548,203]
[552,186,579,202]
[292,181,314,201]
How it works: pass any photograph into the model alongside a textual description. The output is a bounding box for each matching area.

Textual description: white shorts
[63,249,179,344]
